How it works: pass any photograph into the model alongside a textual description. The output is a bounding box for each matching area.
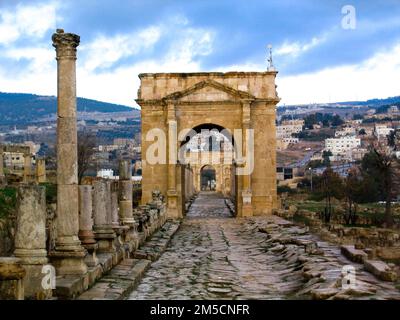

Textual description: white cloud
[275,36,326,58]
[277,43,400,105]
[0,2,58,45]
[81,26,161,72]
[76,27,215,106]
[0,12,216,107]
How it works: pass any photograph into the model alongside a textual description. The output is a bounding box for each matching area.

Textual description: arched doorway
[200,165,216,191]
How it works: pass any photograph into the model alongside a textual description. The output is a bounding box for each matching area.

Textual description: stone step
[340,245,368,263]
[77,220,181,300]
[364,260,397,282]
[77,259,151,300]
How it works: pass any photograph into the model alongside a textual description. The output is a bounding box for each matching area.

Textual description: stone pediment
[162,80,255,102]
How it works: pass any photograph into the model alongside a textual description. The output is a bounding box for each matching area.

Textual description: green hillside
[0,92,138,125]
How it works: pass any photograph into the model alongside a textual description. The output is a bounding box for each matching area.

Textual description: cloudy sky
[1,0,400,107]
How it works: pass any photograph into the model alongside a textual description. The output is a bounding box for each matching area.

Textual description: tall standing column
[166,101,179,218]
[50,29,87,275]
[0,150,5,186]
[35,159,47,184]
[23,154,31,183]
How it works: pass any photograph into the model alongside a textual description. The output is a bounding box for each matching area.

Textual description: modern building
[325,136,361,156]
[277,120,304,139]
[374,124,394,139]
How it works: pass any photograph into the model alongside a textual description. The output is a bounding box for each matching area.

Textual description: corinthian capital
[52,29,80,60]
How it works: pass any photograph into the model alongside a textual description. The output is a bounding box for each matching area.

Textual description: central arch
[200,165,216,191]
[137,72,280,218]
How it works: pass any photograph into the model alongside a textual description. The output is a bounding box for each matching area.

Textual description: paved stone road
[128,192,400,300]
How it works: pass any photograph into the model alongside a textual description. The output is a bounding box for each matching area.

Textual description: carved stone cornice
[52,29,80,60]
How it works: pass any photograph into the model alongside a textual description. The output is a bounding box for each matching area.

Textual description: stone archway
[200,165,216,191]
[137,72,279,218]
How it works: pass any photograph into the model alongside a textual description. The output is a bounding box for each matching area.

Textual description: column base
[49,250,88,276]
[167,190,181,219]
[21,264,53,300]
[94,227,116,254]
[79,230,97,246]
[83,243,99,268]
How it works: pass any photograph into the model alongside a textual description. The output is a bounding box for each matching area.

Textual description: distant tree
[343,168,363,225]
[322,119,330,127]
[387,129,399,150]
[307,160,323,169]
[358,128,366,135]
[331,115,344,127]
[353,114,363,120]
[78,132,97,184]
[361,144,400,227]
[313,167,344,223]
[322,150,332,166]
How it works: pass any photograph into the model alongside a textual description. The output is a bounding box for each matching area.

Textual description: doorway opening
[201,165,216,191]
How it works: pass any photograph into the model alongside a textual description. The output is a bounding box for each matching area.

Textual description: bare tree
[78,131,96,184]
[363,139,400,227]
[320,166,344,223]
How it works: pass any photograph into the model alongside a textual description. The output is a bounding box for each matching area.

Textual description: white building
[97,169,116,179]
[325,136,361,156]
[277,120,304,138]
[374,124,394,139]
[335,127,356,137]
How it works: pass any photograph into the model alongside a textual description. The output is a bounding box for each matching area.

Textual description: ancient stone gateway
[137,72,279,218]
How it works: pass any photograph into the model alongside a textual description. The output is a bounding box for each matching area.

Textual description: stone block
[341,245,368,263]
[364,259,397,282]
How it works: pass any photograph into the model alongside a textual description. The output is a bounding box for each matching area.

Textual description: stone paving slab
[127,192,400,300]
[77,221,181,300]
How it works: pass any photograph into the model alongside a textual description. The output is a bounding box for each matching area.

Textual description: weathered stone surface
[14,186,52,299]
[51,29,87,276]
[0,258,25,300]
[341,245,368,263]
[127,193,400,300]
[119,160,132,180]
[364,260,397,282]
[35,158,46,183]
[138,72,279,217]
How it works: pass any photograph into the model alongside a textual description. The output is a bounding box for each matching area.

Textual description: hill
[336,96,400,107]
[0,92,138,125]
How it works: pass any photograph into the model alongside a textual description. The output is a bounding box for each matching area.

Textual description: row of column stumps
[0,29,168,299]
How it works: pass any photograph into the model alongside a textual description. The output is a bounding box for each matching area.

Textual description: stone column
[240,100,253,217]
[0,257,25,300]
[118,160,134,224]
[166,102,179,218]
[118,161,138,251]
[111,180,126,254]
[0,150,5,186]
[23,154,31,183]
[78,185,98,267]
[50,29,87,275]
[35,159,47,184]
[93,180,116,253]
[14,186,52,299]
